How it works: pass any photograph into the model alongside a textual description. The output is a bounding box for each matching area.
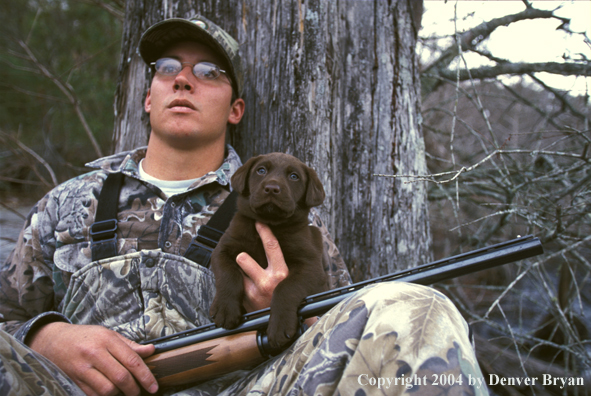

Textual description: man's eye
[194,62,221,80]
[202,68,217,78]
[162,65,178,73]
[256,167,266,175]
[289,173,299,181]
[155,59,181,75]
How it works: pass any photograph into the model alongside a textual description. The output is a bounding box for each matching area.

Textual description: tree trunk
[113,0,430,280]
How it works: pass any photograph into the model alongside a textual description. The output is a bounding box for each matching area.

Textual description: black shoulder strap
[90,172,238,266]
[90,172,124,261]
[184,190,238,267]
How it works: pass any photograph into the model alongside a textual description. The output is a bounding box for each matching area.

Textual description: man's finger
[105,338,159,394]
[255,222,287,272]
[116,332,155,358]
[236,252,265,280]
[77,369,116,396]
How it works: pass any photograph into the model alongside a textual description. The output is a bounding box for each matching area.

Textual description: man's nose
[173,65,195,92]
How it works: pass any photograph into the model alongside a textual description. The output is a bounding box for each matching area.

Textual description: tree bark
[113,0,430,280]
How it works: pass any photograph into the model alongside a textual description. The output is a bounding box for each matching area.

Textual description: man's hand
[237,222,319,328]
[29,322,158,396]
[236,222,289,312]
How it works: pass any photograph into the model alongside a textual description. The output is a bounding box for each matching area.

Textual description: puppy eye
[256,167,267,175]
[289,173,300,181]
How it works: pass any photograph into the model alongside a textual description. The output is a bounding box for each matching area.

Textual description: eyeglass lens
[154,58,223,80]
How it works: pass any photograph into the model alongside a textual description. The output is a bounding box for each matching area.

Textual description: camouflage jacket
[0,146,351,343]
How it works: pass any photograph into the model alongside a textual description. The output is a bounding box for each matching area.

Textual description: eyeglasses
[150,58,228,81]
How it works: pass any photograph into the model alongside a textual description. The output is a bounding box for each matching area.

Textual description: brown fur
[209,153,328,348]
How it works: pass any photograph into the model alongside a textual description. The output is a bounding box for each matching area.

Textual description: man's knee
[355,281,453,308]
[351,282,469,333]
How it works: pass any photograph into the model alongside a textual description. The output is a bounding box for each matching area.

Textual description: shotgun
[144,235,543,388]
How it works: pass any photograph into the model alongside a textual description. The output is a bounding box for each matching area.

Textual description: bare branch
[0,176,45,186]
[17,40,103,158]
[420,4,590,382]
[436,61,591,82]
[527,73,589,122]
[1,132,58,187]
[73,0,124,20]
[0,202,27,220]
[0,57,41,74]
[0,83,67,103]
[423,6,564,75]
[375,148,590,183]
[26,8,43,45]
[501,83,563,130]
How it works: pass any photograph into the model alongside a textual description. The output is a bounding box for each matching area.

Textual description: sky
[420,0,591,96]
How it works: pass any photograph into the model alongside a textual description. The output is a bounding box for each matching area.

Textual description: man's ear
[228,98,245,125]
[231,155,260,195]
[304,166,325,207]
[144,88,152,113]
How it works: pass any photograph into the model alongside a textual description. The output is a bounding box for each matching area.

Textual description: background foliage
[417,2,590,394]
[0,0,122,198]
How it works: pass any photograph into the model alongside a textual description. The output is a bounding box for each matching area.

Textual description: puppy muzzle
[250,189,296,220]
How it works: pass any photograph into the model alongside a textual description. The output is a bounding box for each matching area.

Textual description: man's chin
[150,126,226,149]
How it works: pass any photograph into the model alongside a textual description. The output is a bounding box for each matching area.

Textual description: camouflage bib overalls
[58,173,237,342]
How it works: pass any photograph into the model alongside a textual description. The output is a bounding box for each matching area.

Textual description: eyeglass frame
[149,58,231,83]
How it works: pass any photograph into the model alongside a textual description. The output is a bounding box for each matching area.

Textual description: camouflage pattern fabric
[0,145,487,394]
[0,283,488,395]
[162,282,490,395]
[0,330,84,396]
[0,145,351,343]
[62,250,217,341]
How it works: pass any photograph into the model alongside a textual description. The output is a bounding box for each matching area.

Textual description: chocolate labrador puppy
[209,152,328,348]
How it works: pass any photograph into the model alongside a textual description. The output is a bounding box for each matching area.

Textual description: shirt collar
[85,145,243,189]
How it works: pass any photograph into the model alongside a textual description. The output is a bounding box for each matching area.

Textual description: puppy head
[231,153,325,223]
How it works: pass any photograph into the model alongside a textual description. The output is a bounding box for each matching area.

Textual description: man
[0,15,488,396]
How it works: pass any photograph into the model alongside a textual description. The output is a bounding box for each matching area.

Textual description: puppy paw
[267,311,299,348]
[210,297,245,329]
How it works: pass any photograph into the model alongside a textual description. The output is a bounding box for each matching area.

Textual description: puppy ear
[305,166,325,207]
[231,156,260,195]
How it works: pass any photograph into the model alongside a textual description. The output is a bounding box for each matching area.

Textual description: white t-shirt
[138,159,200,198]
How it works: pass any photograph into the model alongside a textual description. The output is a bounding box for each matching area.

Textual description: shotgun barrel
[144,235,543,387]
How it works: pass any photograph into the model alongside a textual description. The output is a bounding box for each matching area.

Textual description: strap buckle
[193,225,224,250]
[90,219,118,243]
[184,225,225,267]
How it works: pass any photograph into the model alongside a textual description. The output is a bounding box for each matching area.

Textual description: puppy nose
[264,184,281,195]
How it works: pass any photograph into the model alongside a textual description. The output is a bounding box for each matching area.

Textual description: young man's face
[145,41,244,150]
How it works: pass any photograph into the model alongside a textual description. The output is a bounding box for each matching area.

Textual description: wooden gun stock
[144,235,544,388]
[145,331,265,387]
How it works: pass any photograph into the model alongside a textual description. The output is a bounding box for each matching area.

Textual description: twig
[0,201,27,220]
[73,0,124,20]
[0,176,45,186]
[375,148,591,182]
[1,132,58,187]
[528,74,589,122]
[448,209,521,232]
[17,40,103,158]
[496,304,535,394]
[484,235,591,318]
[437,61,591,81]
[423,6,562,75]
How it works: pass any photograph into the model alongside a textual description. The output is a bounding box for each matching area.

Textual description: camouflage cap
[139,15,243,96]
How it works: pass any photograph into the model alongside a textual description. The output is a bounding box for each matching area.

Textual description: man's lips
[168,99,196,111]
